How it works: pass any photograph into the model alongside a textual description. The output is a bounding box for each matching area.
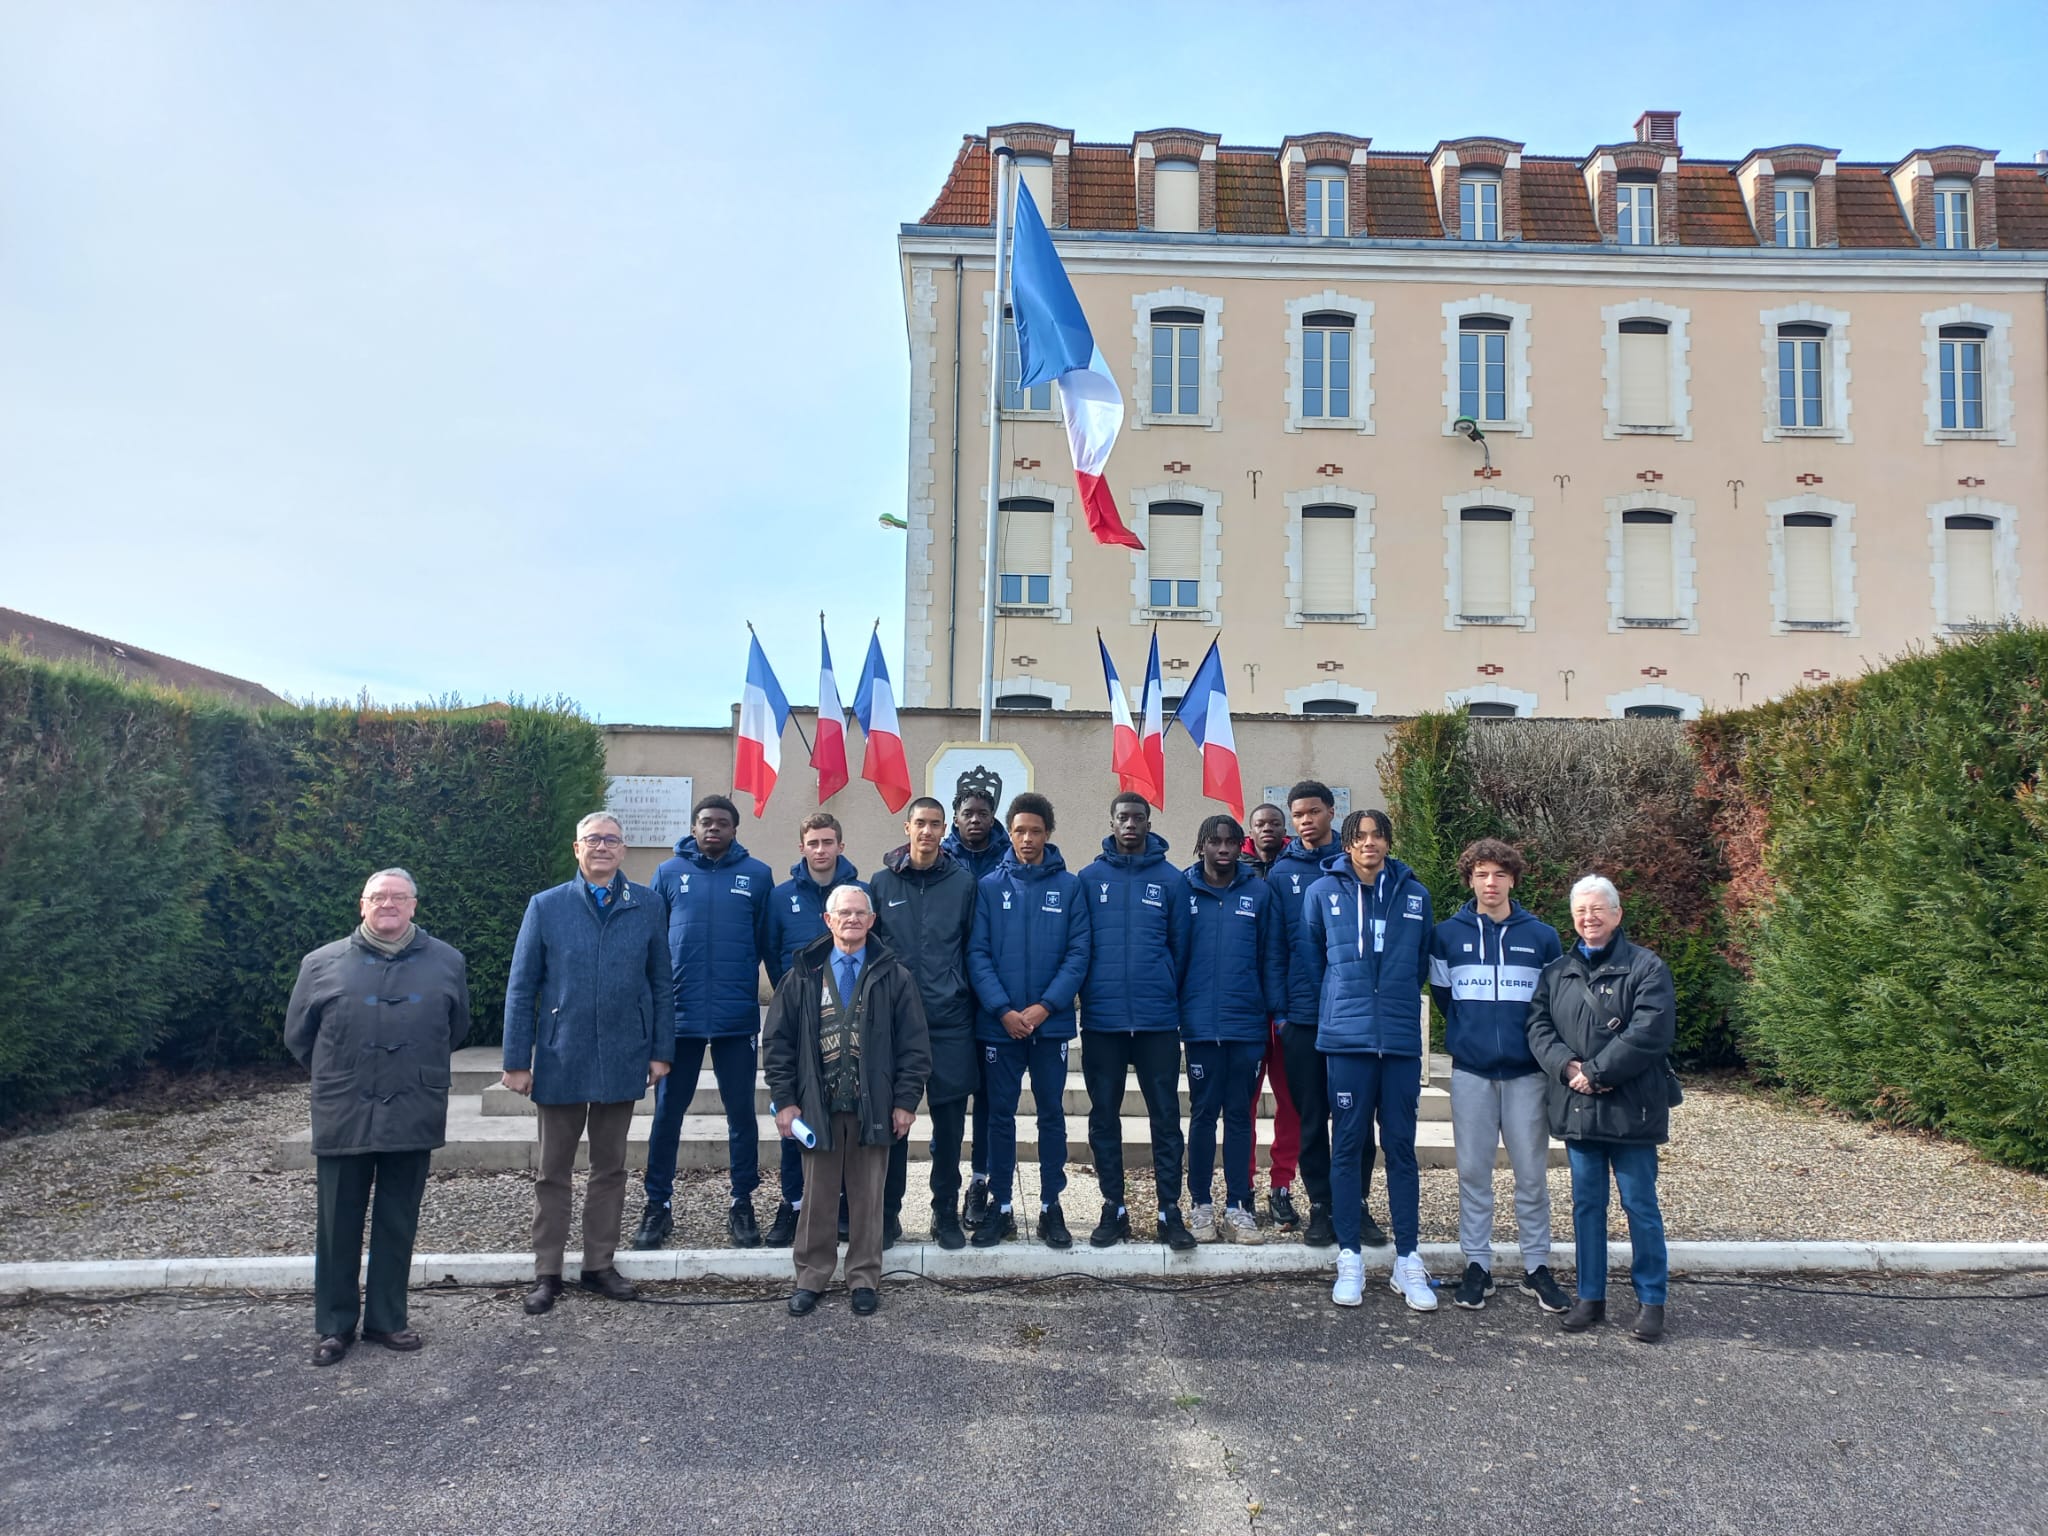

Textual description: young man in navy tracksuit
[943,785,1011,1230]
[1296,808,1436,1311]
[762,812,869,1247]
[636,795,773,1251]
[1078,792,1192,1250]
[1179,814,1289,1245]
[965,792,1091,1249]
[1430,838,1568,1313]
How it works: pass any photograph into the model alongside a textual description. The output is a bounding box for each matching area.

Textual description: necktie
[836,955,858,997]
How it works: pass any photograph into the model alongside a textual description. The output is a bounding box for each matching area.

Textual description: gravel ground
[3,1074,2045,1264]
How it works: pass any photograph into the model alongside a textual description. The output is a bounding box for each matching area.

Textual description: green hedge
[0,651,605,1123]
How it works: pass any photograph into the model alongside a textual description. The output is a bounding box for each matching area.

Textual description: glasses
[364,893,416,907]
[579,834,625,848]
[826,910,875,923]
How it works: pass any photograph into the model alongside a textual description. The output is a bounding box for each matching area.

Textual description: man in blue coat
[966,792,1091,1249]
[503,812,673,1315]
[1079,792,1192,1249]
[943,780,1010,1231]
[634,795,773,1251]
[1295,808,1436,1312]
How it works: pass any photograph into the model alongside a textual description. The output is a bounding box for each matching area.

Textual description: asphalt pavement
[3,1269,2044,1536]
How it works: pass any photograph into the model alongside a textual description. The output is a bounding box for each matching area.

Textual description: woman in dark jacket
[1524,874,1678,1343]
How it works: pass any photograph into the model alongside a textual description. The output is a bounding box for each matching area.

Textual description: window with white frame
[1933,181,1973,250]
[1146,502,1203,611]
[1459,173,1501,240]
[1001,311,1052,414]
[1459,315,1511,423]
[996,497,1053,608]
[1154,158,1199,232]
[1624,704,1682,719]
[1467,701,1519,718]
[1014,155,1053,219]
[1774,179,1813,247]
[1300,505,1358,616]
[1938,324,1986,430]
[1942,514,1999,625]
[1301,311,1353,421]
[1459,507,1515,619]
[1617,180,1658,245]
[1305,166,1347,236]
[1781,512,1839,624]
[995,692,1055,710]
[1620,510,1676,623]
[1777,322,1828,428]
[1301,698,1358,715]
[1150,308,1203,417]
[1617,319,1672,428]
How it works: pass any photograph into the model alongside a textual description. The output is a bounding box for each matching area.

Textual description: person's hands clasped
[1000,1009,1034,1040]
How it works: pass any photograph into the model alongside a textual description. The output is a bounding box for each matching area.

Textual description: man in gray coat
[285,867,471,1367]
[503,812,673,1315]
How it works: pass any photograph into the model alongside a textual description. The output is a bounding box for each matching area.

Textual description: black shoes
[312,1333,352,1367]
[788,1288,820,1317]
[962,1179,990,1230]
[933,1201,967,1250]
[1560,1298,1606,1332]
[522,1275,564,1315]
[729,1201,761,1249]
[763,1200,798,1247]
[1631,1304,1666,1343]
[1360,1208,1390,1248]
[630,1202,672,1251]
[1037,1202,1072,1250]
[1268,1187,1301,1231]
[850,1287,880,1316]
[1453,1261,1496,1310]
[362,1328,422,1352]
[578,1266,636,1302]
[1157,1206,1197,1252]
[971,1207,1015,1248]
[1089,1201,1131,1248]
[1302,1203,1336,1248]
[882,1210,903,1251]
[1522,1265,1569,1313]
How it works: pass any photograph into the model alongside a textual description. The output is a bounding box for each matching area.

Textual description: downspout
[945,253,963,708]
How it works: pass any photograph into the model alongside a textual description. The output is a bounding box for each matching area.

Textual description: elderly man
[503,812,673,1316]
[1524,874,1679,1343]
[285,868,471,1368]
[764,886,930,1316]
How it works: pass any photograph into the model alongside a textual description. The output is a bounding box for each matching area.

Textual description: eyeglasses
[364,893,416,907]
[579,834,625,849]
[826,910,875,922]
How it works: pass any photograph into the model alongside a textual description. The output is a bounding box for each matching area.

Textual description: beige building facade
[897,113,2048,719]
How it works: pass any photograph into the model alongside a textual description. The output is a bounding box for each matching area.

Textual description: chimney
[1635,110,1681,148]
[2036,150,2048,165]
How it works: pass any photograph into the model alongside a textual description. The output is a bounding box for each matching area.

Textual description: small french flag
[1098,631,1159,807]
[1171,638,1244,820]
[852,628,913,814]
[811,617,849,803]
[735,630,792,817]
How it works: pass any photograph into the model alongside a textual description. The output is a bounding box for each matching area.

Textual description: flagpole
[978,145,1015,744]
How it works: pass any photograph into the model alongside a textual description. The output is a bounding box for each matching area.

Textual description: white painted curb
[3,1241,2045,1296]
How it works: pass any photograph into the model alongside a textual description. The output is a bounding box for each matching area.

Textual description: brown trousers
[793,1112,889,1293]
[534,1099,636,1276]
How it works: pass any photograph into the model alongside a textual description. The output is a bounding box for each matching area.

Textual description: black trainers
[630,1202,672,1251]
[762,1200,798,1248]
[1157,1205,1197,1252]
[1302,1202,1336,1248]
[1360,1207,1390,1248]
[1268,1187,1301,1230]
[933,1202,966,1251]
[1521,1265,1569,1313]
[962,1179,990,1231]
[882,1210,903,1251]
[970,1206,1015,1248]
[728,1201,761,1249]
[1089,1201,1131,1248]
[1452,1261,1495,1310]
[1037,1202,1072,1250]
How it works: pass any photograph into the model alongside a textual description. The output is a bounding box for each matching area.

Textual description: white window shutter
[1618,331,1670,427]
[1154,163,1199,232]
[1461,522,1513,616]
[1947,526,1997,622]
[1622,520,1675,618]
[1301,514,1355,613]
[1784,523,1834,622]
[1002,506,1052,578]
[1148,510,1202,583]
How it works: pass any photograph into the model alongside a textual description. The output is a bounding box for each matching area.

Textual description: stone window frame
[1126,481,1224,628]
[1764,492,1859,637]
[1284,681,1377,716]
[1284,292,1376,435]
[1759,302,1853,444]
[1602,490,1699,635]
[1605,683,1703,721]
[1600,298,1693,440]
[1920,303,2015,446]
[978,474,1076,627]
[1445,684,1539,717]
[981,291,1061,427]
[1281,486,1376,630]
[1442,488,1537,632]
[1130,286,1224,431]
[1441,294,1534,438]
[1925,497,2021,631]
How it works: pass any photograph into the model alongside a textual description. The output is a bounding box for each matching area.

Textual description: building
[0,606,286,708]
[895,112,2048,720]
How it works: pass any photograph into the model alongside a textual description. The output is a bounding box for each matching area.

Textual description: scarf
[357,921,416,958]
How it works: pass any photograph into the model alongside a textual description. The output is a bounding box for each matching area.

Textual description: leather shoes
[578,1266,636,1302]
[788,1287,820,1317]
[362,1328,422,1352]
[522,1275,564,1315]
[1631,1303,1667,1343]
[850,1287,879,1316]
[312,1333,352,1367]
[1560,1297,1606,1332]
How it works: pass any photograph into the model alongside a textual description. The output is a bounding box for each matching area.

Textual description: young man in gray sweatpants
[1428,839,1569,1313]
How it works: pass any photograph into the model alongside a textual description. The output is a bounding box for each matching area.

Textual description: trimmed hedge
[0,651,605,1123]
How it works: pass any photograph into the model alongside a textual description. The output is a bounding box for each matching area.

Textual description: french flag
[1098,632,1159,807]
[1139,628,1166,810]
[810,617,849,803]
[1009,181,1142,550]
[852,628,913,813]
[1171,638,1244,819]
[735,630,792,817]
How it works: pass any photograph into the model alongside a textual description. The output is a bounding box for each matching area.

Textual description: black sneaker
[1302,1202,1336,1248]
[1521,1265,1569,1314]
[630,1202,672,1251]
[1157,1205,1197,1252]
[970,1206,1015,1248]
[1089,1201,1131,1248]
[1037,1202,1072,1250]
[882,1210,903,1251]
[762,1200,798,1248]
[1452,1261,1495,1310]
[1360,1208,1390,1248]
[933,1202,966,1251]
[962,1179,990,1231]
[1268,1187,1301,1230]
[728,1201,761,1249]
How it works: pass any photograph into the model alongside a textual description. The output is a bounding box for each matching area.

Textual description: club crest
[1002,891,1013,910]
[1334,1091,1354,1110]
[1189,1062,1205,1080]
[1406,893,1424,914]
[985,1045,998,1063]
[1237,895,1256,914]
[733,874,752,893]
[1099,882,1111,902]
[1042,891,1061,911]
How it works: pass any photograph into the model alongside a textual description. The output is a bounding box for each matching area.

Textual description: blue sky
[4,0,2044,723]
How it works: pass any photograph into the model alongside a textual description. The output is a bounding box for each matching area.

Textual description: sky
[4,0,2045,724]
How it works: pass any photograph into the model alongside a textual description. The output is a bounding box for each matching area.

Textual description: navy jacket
[765,854,869,986]
[869,846,978,1104]
[648,835,772,1039]
[1177,864,1288,1045]
[1078,832,1188,1034]
[1295,855,1434,1056]
[967,845,1092,1044]
[1429,900,1564,1079]
[942,821,1012,883]
[503,876,675,1105]
[1269,836,1343,1027]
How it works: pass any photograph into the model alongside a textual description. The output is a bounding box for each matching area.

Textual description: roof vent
[2036,150,2048,165]
[1634,110,1680,147]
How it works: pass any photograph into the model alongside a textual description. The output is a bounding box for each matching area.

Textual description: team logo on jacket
[1406,894,1424,914]
[678,875,691,891]
[985,1045,998,1063]
[1189,1062,1205,1081]
[789,895,802,912]
[1462,942,1473,953]
[1002,891,1013,910]
[1237,895,1256,914]
[1042,891,1061,911]
[1290,876,1303,892]
[1329,894,1343,913]
[1334,1091,1354,1110]
[733,875,752,893]
[1099,883,1111,902]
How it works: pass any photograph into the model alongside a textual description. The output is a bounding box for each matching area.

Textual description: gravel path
[3,1074,2044,1264]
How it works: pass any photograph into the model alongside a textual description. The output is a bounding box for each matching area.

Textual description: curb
[3,1241,2046,1296]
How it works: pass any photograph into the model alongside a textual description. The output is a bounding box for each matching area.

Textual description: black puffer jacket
[762,935,931,1153]
[1524,931,1677,1146]
[868,845,978,1105]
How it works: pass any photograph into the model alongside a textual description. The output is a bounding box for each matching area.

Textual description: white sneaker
[1188,1203,1215,1242]
[1332,1249,1365,1307]
[1222,1205,1265,1245]
[1389,1251,1439,1312]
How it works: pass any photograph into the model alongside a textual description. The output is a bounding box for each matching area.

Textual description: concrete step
[277,1094,1556,1174]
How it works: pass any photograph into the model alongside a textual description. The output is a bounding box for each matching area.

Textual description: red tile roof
[1674,163,1757,246]
[1215,150,1286,235]
[1519,158,1600,242]
[1363,156,1442,238]
[922,138,988,226]
[1835,166,1914,247]
[1068,143,1135,230]
[1996,166,2048,249]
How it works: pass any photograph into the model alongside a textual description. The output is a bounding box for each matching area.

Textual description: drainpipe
[945,254,964,707]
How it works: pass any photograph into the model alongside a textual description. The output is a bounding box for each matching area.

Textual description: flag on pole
[735,629,792,817]
[1170,638,1244,819]
[810,617,849,803]
[852,628,913,813]
[1138,628,1166,810]
[1098,632,1159,806]
[1009,182,1142,550]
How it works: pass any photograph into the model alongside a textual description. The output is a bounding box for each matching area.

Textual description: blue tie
[836,954,858,998]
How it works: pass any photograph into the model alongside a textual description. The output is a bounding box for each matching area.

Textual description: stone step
[277,1095,1556,1174]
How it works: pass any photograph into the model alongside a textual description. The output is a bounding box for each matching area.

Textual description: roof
[1835,165,1915,247]
[1519,158,1600,242]
[1214,150,1285,235]
[0,607,286,708]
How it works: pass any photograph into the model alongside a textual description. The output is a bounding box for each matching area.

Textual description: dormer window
[1934,180,1974,249]
[1014,154,1053,218]
[1617,178,1658,246]
[1154,158,1199,232]
[1305,165,1347,236]
[1460,172,1501,241]
[1774,179,1813,247]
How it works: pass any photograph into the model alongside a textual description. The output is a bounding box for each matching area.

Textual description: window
[1617,319,1671,428]
[1782,512,1837,624]
[1623,704,1683,720]
[1300,698,1358,715]
[1301,311,1353,420]
[1458,316,1510,423]
[1458,507,1514,619]
[996,498,1053,608]
[1466,702,1519,718]
[1014,155,1053,219]
[1777,323,1827,428]
[1620,510,1676,622]
[1301,504,1357,616]
[1146,502,1202,610]
[1154,158,1199,232]
[1943,514,1998,625]
[1459,173,1500,240]
[1150,308,1202,417]
[1305,166,1347,236]
[994,692,1054,710]
[1938,324,1986,430]
[1001,313,1052,413]
[1774,180,1813,247]
[1934,181,1973,250]
[1617,181,1658,245]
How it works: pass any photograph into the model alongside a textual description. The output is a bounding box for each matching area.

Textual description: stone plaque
[605,775,695,849]
[1261,784,1351,817]
[925,741,1033,814]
